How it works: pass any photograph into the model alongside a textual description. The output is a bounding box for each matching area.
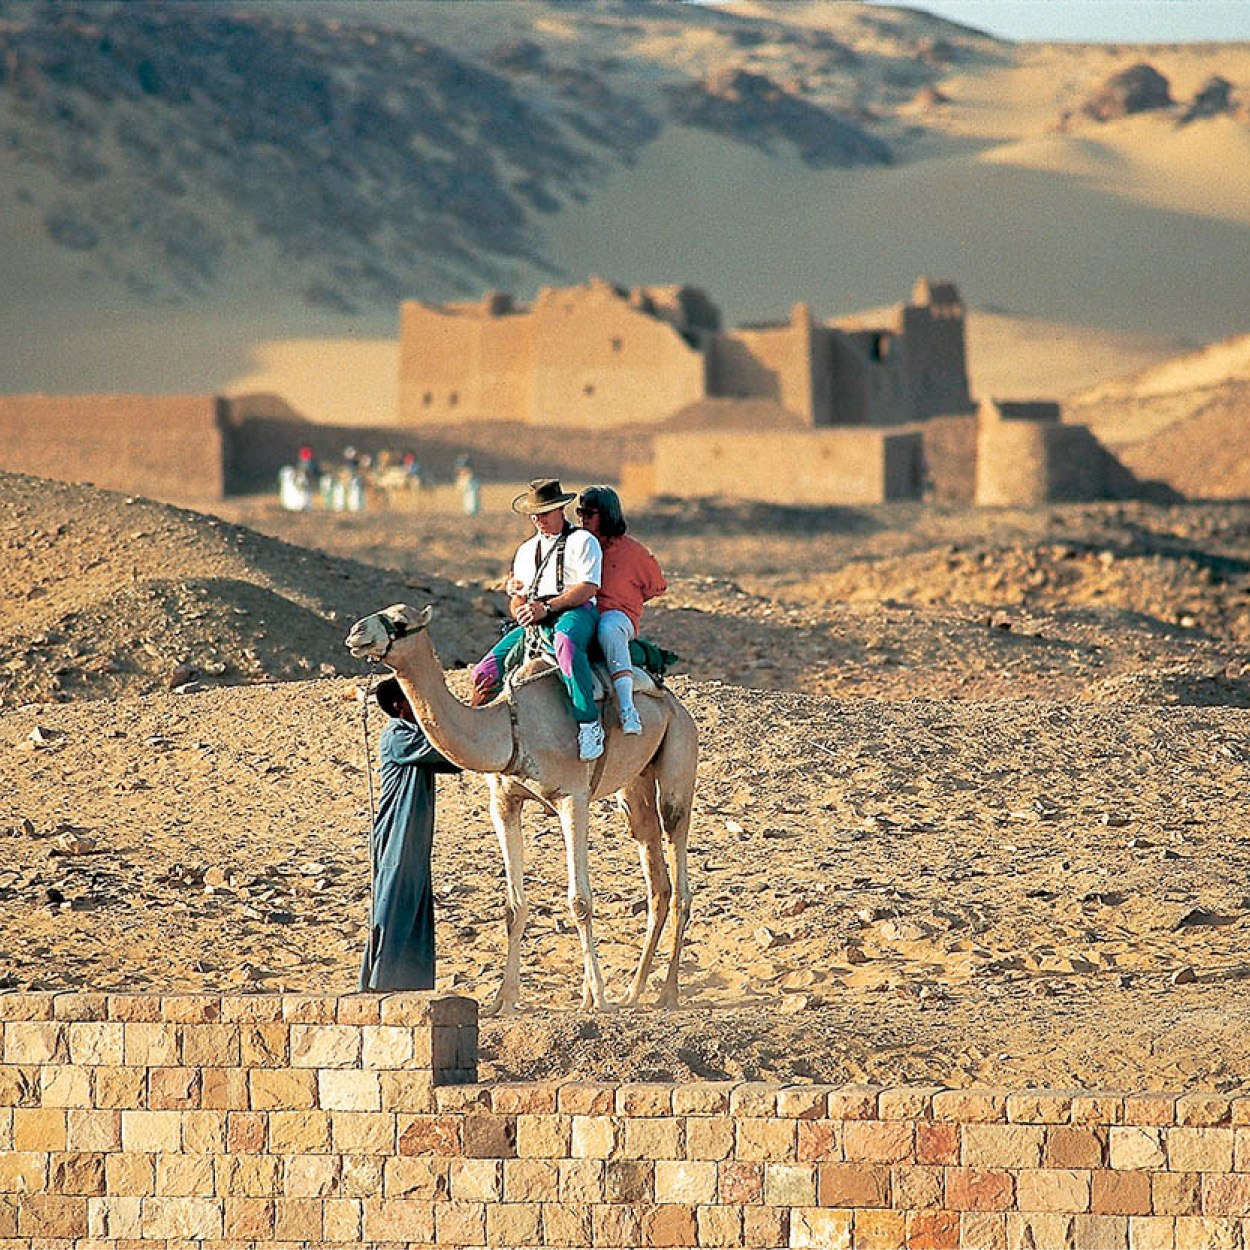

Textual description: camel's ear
[415,604,435,631]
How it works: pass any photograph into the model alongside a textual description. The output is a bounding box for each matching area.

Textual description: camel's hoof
[481,996,517,1019]
[656,988,680,1009]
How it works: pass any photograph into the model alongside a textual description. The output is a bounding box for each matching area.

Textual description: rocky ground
[6,476,1250,1090]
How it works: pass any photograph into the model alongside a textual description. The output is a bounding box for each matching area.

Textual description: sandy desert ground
[6,472,1250,1093]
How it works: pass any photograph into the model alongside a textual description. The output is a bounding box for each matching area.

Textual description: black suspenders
[529,526,570,600]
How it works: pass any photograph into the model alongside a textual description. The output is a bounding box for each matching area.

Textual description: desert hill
[1,1,1248,412]
[0,470,503,708]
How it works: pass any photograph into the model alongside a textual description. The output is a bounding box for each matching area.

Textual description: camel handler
[359,677,460,992]
[470,478,606,761]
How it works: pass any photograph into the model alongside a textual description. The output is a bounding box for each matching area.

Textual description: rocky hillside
[0,0,991,311]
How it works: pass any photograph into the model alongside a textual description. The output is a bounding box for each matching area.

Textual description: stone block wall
[3,993,1250,1247]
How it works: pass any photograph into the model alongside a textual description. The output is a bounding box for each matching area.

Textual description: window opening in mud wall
[422,392,433,407]
[448,392,458,407]
[611,337,622,353]
[871,333,889,362]
[583,383,595,396]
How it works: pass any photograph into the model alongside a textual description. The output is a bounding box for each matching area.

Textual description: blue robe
[359,716,459,992]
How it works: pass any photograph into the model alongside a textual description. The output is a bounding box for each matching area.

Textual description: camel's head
[345,603,434,660]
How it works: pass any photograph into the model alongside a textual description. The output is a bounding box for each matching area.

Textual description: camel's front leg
[556,793,608,1011]
[483,781,527,1017]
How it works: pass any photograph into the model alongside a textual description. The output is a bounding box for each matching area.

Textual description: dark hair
[578,484,627,538]
[375,676,410,719]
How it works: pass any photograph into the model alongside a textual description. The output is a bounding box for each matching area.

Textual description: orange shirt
[596,535,667,632]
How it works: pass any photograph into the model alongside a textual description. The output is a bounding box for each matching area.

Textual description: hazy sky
[859,1,1250,43]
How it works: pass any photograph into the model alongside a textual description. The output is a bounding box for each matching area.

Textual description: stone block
[435,1198,486,1246]
[219,994,283,1022]
[962,1123,1045,1169]
[856,1209,907,1250]
[217,1152,283,1196]
[226,1110,267,1153]
[558,1082,616,1116]
[87,1195,142,1240]
[1072,1093,1124,1125]
[92,1066,145,1109]
[222,1195,274,1239]
[1047,1126,1106,1169]
[379,1069,436,1113]
[104,993,161,1021]
[1016,1168,1091,1213]
[932,1088,1007,1123]
[559,1157,604,1204]
[686,1115,734,1161]
[383,1155,449,1200]
[945,1167,1014,1211]
[542,1200,591,1246]
[5,1022,66,1064]
[516,1112,571,1157]
[461,1113,517,1159]
[290,1023,360,1068]
[67,1022,124,1066]
[0,1151,47,1193]
[319,1069,381,1112]
[361,1025,413,1069]
[879,1085,944,1121]
[571,1113,616,1159]
[1202,1174,1250,1217]
[0,1065,38,1108]
[1168,1128,1234,1173]
[618,1082,676,1116]
[718,1160,763,1204]
[1153,1172,1201,1216]
[283,1153,340,1199]
[790,1207,852,1249]
[893,1163,943,1209]
[105,1152,154,1196]
[398,1112,463,1156]
[917,1121,960,1165]
[1007,1090,1076,1124]
[240,1022,288,1066]
[1176,1095,1232,1127]
[779,1085,836,1120]
[1174,1216,1239,1249]
[906,1209,961,1250]
[1123,1094,1177,1126]
[0,992,56,1020]
[17,1193,88,1239]
[1128,1215,1176,1250]
[120,1110,180,1154]
[486,1200,542,1246]
[199,1067,248,1111]
[122,1022,179,1066]
[735,1116,795,1161]
[41,1064,92,1108]
[154,1154,214,1197]
[140,1195,222,1239]
[449,1157,501,1202]
[593,1201,642,1247]
[673,1083,736,1116]
[1071,1214,1129,1248]
[180,1023,239,1067]
[158,993,218,1023]
[816,1162,889,1208]
[322,1197,362,1243]
[268,1110,331,1154]
[643,1202,697,1247]
[1094,1169,1152,1215]
[1111,1126,1166,1170]
[826,1085,882,1120]
[843,1119,915,1163]
[48,1150,105,1196]
[1232,1099,1250,1126]
[763,1161,817,1206]
[362,1196,435,1243]
[281,993,339,1023]
[797,1119,842,1162]
[605,1158,654,1203]
[331,1110,395,1154]
[52,991,107,1020]
[248,1068,316,1110]
[656,1160,717,1205]
[1236,1129,1250,1173]
[13,1106,65,1150]
[148,1066,200,1110]
[491,1082,558,1114]
[744,1205,789,1248]
[341,1154,384,1197]
[624,1115,682,1159]
[698,1204,744,1248]
[502,1158,558,1202]
[66,1109,120,1153]
[376,993,433,1027]
[336,994,383,1026]
[1008,1213,1074,1248]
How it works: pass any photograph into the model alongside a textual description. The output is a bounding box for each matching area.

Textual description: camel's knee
[505,900,529,935]
[652,879,672,914]
[567,892,593,925]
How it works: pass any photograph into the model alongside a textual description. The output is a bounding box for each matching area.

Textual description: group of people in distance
[360,478,667,992]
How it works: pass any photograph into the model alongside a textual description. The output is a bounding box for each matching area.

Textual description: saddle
[501,629,674,704]
[507,656,663,703]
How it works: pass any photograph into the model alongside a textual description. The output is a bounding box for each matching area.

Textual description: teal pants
[472,604,599,723]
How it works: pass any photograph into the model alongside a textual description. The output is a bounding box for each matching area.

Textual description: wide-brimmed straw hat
[511,478,576,515]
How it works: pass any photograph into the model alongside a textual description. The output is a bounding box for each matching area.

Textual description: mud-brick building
[398,276,972,432]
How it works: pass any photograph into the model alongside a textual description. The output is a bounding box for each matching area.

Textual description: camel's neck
[389,631,514,773]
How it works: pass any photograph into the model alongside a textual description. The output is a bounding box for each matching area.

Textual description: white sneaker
[620,707,643,735]
[577,721,605,761]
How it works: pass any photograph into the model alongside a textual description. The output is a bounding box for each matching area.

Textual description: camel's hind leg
[654,698,697,1008]
[555,792,608,1011]
[619,771,672,1005]
[483,780,527,1017]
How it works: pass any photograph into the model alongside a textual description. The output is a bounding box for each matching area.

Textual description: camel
[345,603,697,1013]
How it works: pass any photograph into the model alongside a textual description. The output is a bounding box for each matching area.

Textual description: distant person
[576,485,666,734]
[471,478,605,760]
[457,462,481,516]
[297,443,320,483]
[360,677,460,992]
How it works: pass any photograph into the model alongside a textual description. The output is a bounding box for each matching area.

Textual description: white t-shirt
[513,527,602,604]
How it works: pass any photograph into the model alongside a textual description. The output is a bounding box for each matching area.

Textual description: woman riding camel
[575,485,667,735]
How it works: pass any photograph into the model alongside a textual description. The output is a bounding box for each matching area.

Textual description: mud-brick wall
[0,395,231,501]
[6,995,1250,1247]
